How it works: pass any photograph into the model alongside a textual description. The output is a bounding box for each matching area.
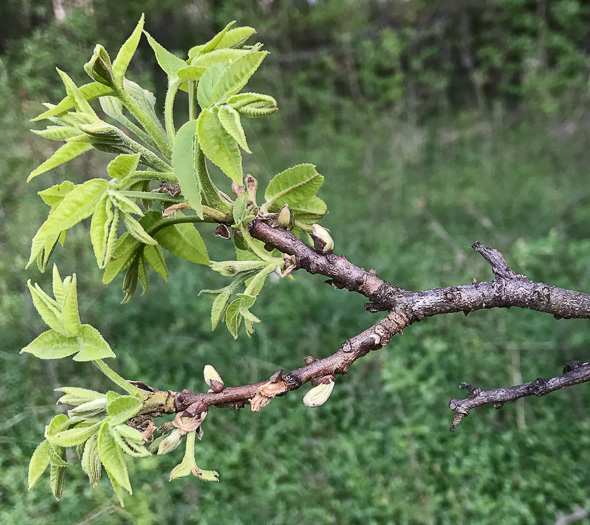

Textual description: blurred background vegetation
[1,0,590,523]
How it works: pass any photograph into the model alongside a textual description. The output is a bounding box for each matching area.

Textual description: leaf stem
[128,171,177,184]
[119,190,184,203]
[188,81,196,121]
[165,81,181,141]
[94,359,145,398]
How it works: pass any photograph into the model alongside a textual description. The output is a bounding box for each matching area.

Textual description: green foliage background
[1,1,590,523]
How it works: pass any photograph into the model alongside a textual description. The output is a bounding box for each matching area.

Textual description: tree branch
[141,223,590,431]
[448,361,590,431]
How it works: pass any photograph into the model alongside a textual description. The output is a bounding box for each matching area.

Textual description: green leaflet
[144,30,186,79]
[47,421,101,448]
[107,395,142,426]
[105,466,125,506]
[90,196,117,268]
[123,213,158,245]
[52,265,65,306]
[218,105,250,152]
[39,181,75,207]
[112,15,144,85]
[57,70,97,117]
[209,52,267,106]
[21,324,115,361]
[27,281,64,334]
[20,329,80,360]
[211,289,232,330]
[32,82,113,121]
[112,425,151,457]
[188,21,236,59]
[172,120,203,218]
[98,421,132,494]
[102,233,141,285]
[227,92,278,117]
[50,458,67,500]
[28,440,51,490]
[73,325,116,361]
[190,48,249,69]
[56,386,106,406]
[197,63,230,110]
[32,125,82,141]
[109,191,143,215]
[28,179,108,268]
[107,153,141,179]
[264,164,325,210]
[232,193,250,225]
[62,275,81,336]
[81,433,102,485]
[217,26,256,49]
[27,142,93,182]
[197,108,242,183]
[144,245,168,281]
[154,220,209,265]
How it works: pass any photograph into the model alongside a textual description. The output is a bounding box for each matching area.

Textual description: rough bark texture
[159,221,590,431]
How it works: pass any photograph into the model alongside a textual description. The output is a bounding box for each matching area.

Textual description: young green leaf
[122,213,158,245]
[50,462,67,501]
[98,421,132,494]
[47,421,101,448]
[264,164,324,209]
[209,51,268,105]
[73,325,116,362]
[56,386,106,406]
[190,48,249,69]
[32,82,113,122]
[227,92,278,117]
[32,125,82,141]
[217,26,256,49]
[52,265,65,305]
[102,233,141,285]
[232,193,249,224]
[61,274,81,336]
[112,15,145,85]
[28,142,92,182]
[28,179,108,268]
[197,63,230,109]
[144,31,186,79]
[20,330,79,360]
[188,21,236,59]
[27,281,64,334]
[90,196,113,268]
[39,181,76,208]
[144,245,168,281]
[218,105,250,152]
[99,96,155,147]
[154,221,209,264]
[112,425,151,458]
[197,108,242,183]
[110,191,144,216]
[56,69,97,117]
[211,289,232,330]
[172,120,203,218]
[107,395,142,426]
[107,153,141,179]
[28,441,51,490]
[81,433,102,486]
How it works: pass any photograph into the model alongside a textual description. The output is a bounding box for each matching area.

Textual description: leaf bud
[157,428,183,455]
[303,378,335,408]
[311,224,334,254]
[277,204,292,229]
[210,260,267,277]
[84,44,115,86]
[204,364,223,387]
[227,93,278,117]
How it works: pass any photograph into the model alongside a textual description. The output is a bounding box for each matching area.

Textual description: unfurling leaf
[47,421,101,448]
[84,44,115,86]
[81,433,102,485]
[123,213,157,245]
[227,92,277,117]
[56,386,106,406]
[107,395,142,426]
[209,52,267,105]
